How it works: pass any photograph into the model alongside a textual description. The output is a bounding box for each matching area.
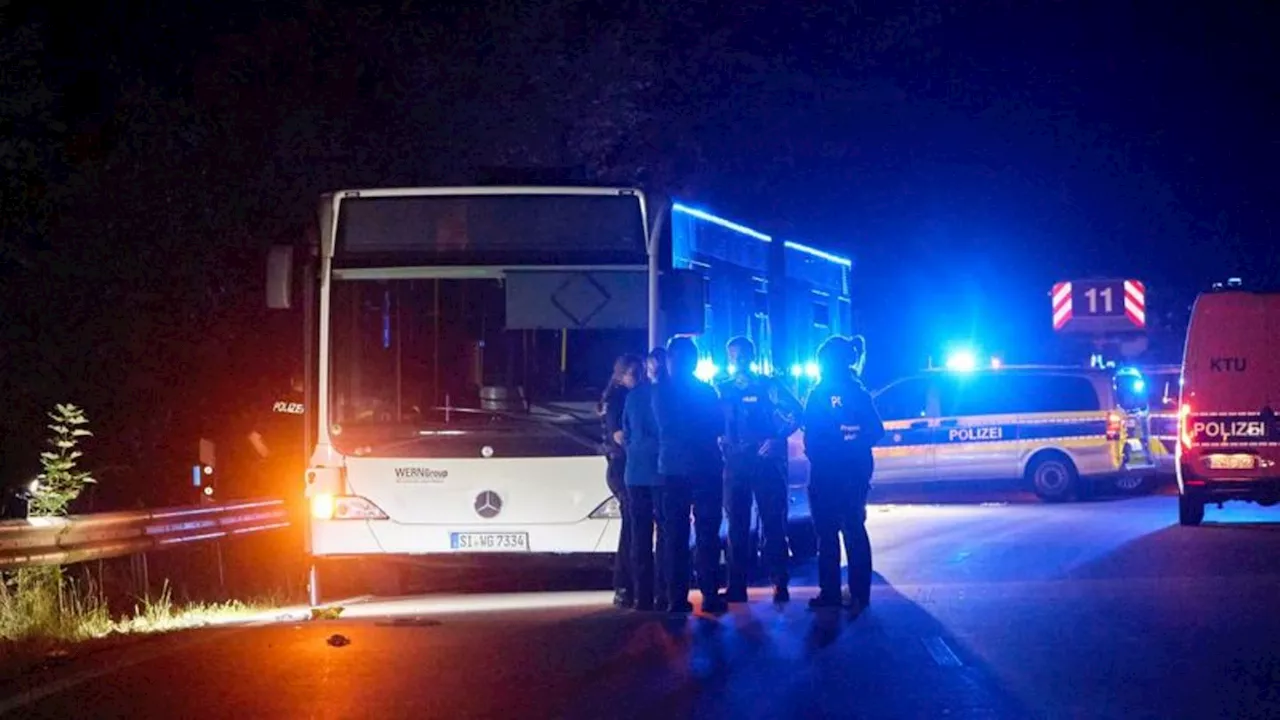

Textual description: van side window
[939,376,1000,416]
[1034,376,1101,412]
[874,379,929,421]
[938,375,1035,416]
[939,374,1100,416]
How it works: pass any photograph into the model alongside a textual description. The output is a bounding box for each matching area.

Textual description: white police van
[870,364,1154,501]
[1176,287,1280,525]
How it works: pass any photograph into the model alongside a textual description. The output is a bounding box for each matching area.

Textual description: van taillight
[1179,403,1193,450]
[1106,412,1122,440]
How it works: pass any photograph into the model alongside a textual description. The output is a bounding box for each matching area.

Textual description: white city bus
[267,186,852,602]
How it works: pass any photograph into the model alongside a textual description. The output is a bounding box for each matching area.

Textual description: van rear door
[1113,368,1156,471]
[1181,292,1280,478]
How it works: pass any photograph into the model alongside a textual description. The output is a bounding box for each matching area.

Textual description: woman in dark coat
[601,354,644,608]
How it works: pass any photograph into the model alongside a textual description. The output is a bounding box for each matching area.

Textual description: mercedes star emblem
[474,490,502,519]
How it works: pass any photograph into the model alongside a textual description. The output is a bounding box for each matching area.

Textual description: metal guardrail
[0,498,291,570]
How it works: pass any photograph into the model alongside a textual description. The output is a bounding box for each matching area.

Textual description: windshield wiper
[345,406,601,457]
[436,406,602,452]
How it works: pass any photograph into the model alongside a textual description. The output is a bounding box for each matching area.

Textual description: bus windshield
[328,277,647,436]
[333,192,647,267]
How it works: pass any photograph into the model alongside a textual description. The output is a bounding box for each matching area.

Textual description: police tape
[0,498,292,570]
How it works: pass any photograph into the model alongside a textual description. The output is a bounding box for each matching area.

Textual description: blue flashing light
[790,363,803,378]
[990,357,1003,369]
[192,465,202,487]
[1116,367,1146,393]
[694,359,718,383]
[805,361,820,379]
[727,363,738,376]
[783,240,852,268]
[749,361,761,374]
[672,203,772,242]
[673,203,851,268]
[945,350,978,372]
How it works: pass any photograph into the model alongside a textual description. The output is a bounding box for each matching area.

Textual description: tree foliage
[29,404,96,517]
[4,0,1231,498]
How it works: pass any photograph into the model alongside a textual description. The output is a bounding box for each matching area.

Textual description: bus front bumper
[310,517,620,556]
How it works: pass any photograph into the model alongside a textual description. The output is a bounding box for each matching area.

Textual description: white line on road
[922,636,964,668]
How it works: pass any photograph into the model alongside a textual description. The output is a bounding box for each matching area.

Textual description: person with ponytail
[601,354,643,608]
[803,336,884,615]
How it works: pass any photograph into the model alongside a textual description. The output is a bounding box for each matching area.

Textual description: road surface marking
[922,636,964,667]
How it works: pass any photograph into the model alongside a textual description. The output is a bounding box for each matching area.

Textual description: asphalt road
[6,490,1280,719]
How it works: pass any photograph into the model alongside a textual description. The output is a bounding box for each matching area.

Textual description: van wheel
[1028,453,1079,503]
[1114,474,1153,495]
[1178,495,1205,526]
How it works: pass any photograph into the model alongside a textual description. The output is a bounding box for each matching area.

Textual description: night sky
[2,0,1276,503]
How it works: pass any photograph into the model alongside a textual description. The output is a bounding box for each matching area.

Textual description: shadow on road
[868,476,1176,507]
[1069,505,1280,583]
[1001,500,1280,719]
[542,572,1032,720]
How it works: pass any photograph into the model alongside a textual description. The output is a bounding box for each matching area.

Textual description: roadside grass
[113,583,283,634]
[1,567,285,647]
[0,568,113,644]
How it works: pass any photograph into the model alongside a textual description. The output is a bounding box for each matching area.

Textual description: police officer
[238,371,306,501]
[653,336,727,614]
[803,336,884,614]
[717,336,803,603]
[601,354,644,608]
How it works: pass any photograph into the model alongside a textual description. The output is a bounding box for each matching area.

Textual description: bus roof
[329,185,645,199]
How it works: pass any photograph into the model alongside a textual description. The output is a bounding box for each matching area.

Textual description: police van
[1176,289,1280,526]
[869,364,1155,501]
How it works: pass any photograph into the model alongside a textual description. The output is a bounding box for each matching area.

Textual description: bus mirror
[266,245,294,309]
[663,269,706,335]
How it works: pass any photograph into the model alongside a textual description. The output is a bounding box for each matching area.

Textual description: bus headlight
[312,494,388,521]
[311,493,335,520]
[589,496,622,519]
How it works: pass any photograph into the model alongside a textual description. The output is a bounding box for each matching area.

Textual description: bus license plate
[450,532,530,551]
[1207,454,1257,470]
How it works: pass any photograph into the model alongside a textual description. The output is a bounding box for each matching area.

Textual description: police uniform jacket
[717,373,803,461]
[621,382,662,487]
[653,376,723,479]
[803,374,885,479]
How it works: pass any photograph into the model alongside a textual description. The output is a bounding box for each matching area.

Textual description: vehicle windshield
[333,192,647,266]
[328,277,646,448]
[1114,368,1181,412]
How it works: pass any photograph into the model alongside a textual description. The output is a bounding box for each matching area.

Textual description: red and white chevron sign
[1123,279,1146,328]
[1052,278,1147,333]
[1052,281,1073,330]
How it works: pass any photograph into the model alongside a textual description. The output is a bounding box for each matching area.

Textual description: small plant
[29,403,96,518]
